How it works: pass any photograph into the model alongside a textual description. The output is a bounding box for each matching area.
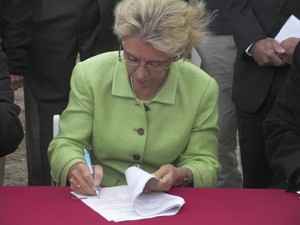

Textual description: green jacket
[48,51,221,187]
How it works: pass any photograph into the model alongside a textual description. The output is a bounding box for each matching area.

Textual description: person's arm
[1,0,34,89]
[0,49,24,157]
[176,78,220,188]
[144,77,220,192]
[264,42,300,192]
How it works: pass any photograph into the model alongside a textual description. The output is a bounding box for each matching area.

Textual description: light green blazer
[48,51,221,187]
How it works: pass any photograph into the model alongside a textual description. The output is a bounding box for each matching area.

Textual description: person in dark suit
[24,0,120,186]
[264,41,300,192]
[0,0,31,184]
[224,0,300,188]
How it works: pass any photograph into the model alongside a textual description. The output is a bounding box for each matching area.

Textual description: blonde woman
[48,0,220,196]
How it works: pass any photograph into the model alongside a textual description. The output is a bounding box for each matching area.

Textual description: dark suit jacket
[0,0,33,75]
[33,0,119,54]
[264,41,300,190]
[97,0,120,52]
[224,0,300,113]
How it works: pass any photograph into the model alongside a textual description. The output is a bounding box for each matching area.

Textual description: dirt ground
[4,87,27,186]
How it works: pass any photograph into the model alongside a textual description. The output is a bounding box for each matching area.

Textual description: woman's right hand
[68,162,103,195]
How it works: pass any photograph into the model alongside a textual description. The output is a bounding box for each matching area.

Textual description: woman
[48,0,220,195]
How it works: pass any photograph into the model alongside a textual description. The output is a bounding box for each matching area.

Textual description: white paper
[275,15,300,42]
[72,166,185,222]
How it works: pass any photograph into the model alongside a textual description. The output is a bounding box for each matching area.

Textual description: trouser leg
[196,35,242,187]
[237,68,287,188]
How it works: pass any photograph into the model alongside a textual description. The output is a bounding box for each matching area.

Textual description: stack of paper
[72,166,185,222]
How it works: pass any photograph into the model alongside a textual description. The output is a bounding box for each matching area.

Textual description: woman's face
[122,35,171,89]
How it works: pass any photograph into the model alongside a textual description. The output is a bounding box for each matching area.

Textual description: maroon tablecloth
[1,186,299,225]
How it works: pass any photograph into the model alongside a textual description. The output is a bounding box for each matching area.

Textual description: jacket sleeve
[0,49,24,157]
[1,0,34,75]
[222,0,267,52]
[264,41,300,191]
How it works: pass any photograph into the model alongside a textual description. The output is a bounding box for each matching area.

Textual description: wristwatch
[180,168,189,187]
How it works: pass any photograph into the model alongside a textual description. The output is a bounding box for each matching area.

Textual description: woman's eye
[147,62,161,66]
[127,55,139,62]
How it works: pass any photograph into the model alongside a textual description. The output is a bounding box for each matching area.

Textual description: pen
[84,149,100,198]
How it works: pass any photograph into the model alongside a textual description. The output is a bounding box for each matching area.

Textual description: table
[1,186,299,225]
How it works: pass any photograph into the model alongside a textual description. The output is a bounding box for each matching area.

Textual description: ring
[77,184,81,189]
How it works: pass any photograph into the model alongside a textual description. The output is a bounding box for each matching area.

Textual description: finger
[144,178,160,191]
[272,54,286,66]
[69,174,82,193]
[81,165,98,193]
[17,80,24,88]
[93,165,103,187]
[11,85,18,91]
[69,164,95,195]
[70,181,82,193]
[153,164,171,179]
[274,42,286,55]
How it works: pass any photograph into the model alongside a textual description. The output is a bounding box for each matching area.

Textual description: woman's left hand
[143,164,189,193]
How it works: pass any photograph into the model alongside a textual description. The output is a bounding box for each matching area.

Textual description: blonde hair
[114,0,210,59]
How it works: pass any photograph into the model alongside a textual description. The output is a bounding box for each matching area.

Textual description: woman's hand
[143,164,193,193]
[68,162,103,195]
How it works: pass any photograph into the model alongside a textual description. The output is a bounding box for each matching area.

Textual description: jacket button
[137,128,144,135]
[144,105,150,111]
[133,154,140,160]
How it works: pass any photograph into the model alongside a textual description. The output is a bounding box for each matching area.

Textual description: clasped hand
[251,37,300,66]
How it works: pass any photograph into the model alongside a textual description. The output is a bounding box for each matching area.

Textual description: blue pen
[84,149,100,198]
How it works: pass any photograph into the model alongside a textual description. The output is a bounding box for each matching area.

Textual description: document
[275,15,300,42]
[72,166,185,222]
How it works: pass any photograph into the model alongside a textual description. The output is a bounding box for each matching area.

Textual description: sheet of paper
[126,166,184,217]
[275,15,300,42]
[73,186,146,222]
[125,165,157,202]
[72,167,185,222]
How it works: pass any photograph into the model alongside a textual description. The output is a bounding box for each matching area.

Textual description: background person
[264,41,300,192]
[0,0,32,184]
[24,0,120,186]
[224,0,300,188]
[48,0,221,195]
